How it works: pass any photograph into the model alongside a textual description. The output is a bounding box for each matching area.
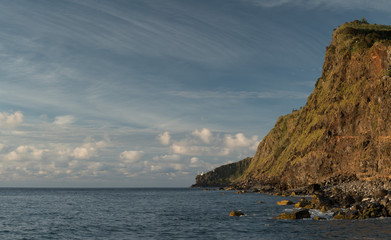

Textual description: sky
[0,0,390,187]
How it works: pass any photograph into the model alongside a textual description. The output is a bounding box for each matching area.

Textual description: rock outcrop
[194,20,391,190]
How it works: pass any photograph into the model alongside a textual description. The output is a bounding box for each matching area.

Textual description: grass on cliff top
[333,19,391,54]
[338,19,391,32]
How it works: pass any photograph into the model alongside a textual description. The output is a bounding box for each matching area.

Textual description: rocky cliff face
[194,20,391,189]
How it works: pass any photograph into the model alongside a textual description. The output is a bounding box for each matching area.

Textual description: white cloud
[192,128,212,143]
[72,140,109,160]
[171,142,230,156]
[53,115,75,125]
[157,131,171,145]
[190,157,199,164]
[225,133,259,150]
[153,154,181,161]
[120,150,144,163]
[4,145,48,162]
[0,111,23,128]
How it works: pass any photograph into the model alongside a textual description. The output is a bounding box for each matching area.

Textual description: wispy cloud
[170,90,309,100]
[246,0,391,12]
[53,115,75,125]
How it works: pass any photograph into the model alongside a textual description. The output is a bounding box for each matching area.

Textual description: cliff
[194,20,391,190]
[191,157,252,187]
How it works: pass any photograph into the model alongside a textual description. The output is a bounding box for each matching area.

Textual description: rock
[345,209,359,220]
[274,209,311,220]
[229,210,244,217]
[375,189,388,199]
[294,198,310,208]
[333,212,346,220]
[385,202,391,216]
[257,201,263,203]
[313,216,326,220]
[341,195,355,208]
[277,200,294,205]
[307,184,321,194]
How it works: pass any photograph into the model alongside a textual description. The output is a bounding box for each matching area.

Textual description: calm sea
[0,188,390,239]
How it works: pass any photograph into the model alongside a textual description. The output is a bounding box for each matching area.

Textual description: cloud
[225,133,259,150]
[246,0,292,7]
[246,0,391,12]
[120,150,144,163]
[190,157,199,164]
[170,90,309,100]
[72,140,109,160]
[53,115,75,125]
[157,131,171,145]
[192,128,212,143]
[153,154,181,161]
[171,142,230,156]
[0,111,23,128]
[4,145,48,162]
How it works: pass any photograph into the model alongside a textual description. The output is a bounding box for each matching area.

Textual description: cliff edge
[194,20,391,190]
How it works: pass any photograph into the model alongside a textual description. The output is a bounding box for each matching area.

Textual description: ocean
[0,188,390,239]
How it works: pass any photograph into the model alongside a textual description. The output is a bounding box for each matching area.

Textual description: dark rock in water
[274,209,311,220]
[229,210,244,217]
[313,216,326,220]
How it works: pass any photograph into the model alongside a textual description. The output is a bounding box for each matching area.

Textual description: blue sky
[0,0,390,187]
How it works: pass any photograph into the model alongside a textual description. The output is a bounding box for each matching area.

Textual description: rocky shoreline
[224,179,391,220]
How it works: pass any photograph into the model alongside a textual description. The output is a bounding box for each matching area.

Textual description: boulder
[274,209,311,220]
[313,216,326,220]
[294,198,310,208]
[229,210,244,217]
[277,200,294,205]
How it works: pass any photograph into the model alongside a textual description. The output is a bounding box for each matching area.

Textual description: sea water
[0,188,390,239]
